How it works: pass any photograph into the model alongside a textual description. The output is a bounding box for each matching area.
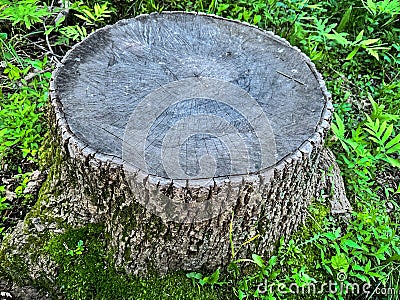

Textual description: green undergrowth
[44,224,232,300]
[1,0,399,299]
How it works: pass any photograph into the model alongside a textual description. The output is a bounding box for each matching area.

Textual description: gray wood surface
[53,12,329,181]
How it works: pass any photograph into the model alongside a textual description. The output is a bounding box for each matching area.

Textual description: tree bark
[0,12,351,286]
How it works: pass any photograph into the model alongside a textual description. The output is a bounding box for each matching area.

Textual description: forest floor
[1,0,400,299]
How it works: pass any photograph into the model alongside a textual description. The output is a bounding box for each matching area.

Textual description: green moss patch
[45,224,232,300]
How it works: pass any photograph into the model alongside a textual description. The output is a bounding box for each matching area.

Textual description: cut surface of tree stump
[0,12,351,285]
[53,12,331,223]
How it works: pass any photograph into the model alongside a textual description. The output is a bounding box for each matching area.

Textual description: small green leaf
[323,232,338,241]
[386,133,400,152]
[186,272,203,280]
[343,240,362,250]
[360,38,380,46]
[268,255,278,268]
[252,254,265,268]
[382,123,393,144]
[253,14,261,24]
[355,30,364,42]
[366,48,380,60]
[83,9,96,21]
[332,113,345,139]
[202,269,220,285]
[352,264,364,271]
[384,156,400,167]
[325,31,349,46]
[365,260,371,273]
[346,46,360,60]
[238,289,246,300]
[331,253,349,272]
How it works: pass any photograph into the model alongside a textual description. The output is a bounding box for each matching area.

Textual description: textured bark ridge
[0,12,351,285]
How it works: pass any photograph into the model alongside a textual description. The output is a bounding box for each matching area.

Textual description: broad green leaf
[252,254,265,268]
[366,48,380,60]
[205,268,220,284]
[238,289,246,300]
[268,255,278,268]
[365,260,371,273]
[342,239,363,250]
[386,133,400,152]
[253,14,261,24]
[385,156,400,167]
[325,31,349,46]
[382,123,393,144]
[376,252,386,260]
[346,46,360,60]
[0,128,7,137]
[186,272,203,280]
[366,0,377,14]
[360,38,380,46]
[337,6,352,32]
[355,30,364,42]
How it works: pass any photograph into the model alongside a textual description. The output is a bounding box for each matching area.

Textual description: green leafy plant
[0,186,11,214]
[0,69,50,162]
[364,115,400,167]
[66,240,85,256]
[312,208,399,285]
[363,0,400,26]
[331,97,400,170]
[0,0,52,29]
[325,29,389,60]
[73,2,113,26]
[56,24,88,45]
[1,0,400,299]
[186,269,227,290]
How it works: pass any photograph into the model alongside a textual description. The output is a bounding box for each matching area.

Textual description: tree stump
[0,12,350,284]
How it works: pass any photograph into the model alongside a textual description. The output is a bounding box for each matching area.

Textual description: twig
[42,22,54,55]
[23,68,53,81]
[276,70,305,85]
